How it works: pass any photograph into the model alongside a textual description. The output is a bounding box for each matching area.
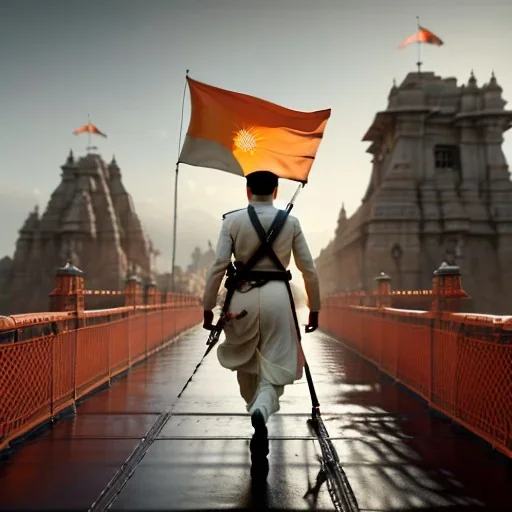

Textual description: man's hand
[203,310,214,330]
[305,311,319,333]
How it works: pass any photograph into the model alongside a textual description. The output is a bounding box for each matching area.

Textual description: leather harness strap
[246,205,304,347]
[246,205,289,274]
[242,206,289,275]
[221,205,291,312]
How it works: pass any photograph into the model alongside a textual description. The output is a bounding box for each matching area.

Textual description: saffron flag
[399,26,443,48]
[72,122,107,138]
[178,77,331,183]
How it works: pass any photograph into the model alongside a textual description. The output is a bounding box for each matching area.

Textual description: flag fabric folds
[178,77,331,183]
[72,122,107,138]
[399,26,443,49]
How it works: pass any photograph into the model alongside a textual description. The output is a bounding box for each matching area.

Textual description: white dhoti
[217,281,305,422]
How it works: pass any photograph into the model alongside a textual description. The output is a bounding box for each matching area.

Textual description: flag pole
[416,16,422,73]
[171,69,190,292]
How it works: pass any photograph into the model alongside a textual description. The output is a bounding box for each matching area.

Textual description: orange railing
[322,300,512,458]
[0,294,202,452]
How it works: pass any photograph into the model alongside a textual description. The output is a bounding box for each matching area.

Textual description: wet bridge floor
[1,310,511,511]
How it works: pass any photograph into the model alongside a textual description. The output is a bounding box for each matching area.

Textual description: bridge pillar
[145,278,158,306]
[375,272,392,308]
[49,263,85,313]
[431,262,470,313]
[124,274,143,307]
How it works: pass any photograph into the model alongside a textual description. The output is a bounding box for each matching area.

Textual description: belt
[243,270,292,282]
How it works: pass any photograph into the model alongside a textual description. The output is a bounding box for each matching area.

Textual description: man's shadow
[237,467,270,509]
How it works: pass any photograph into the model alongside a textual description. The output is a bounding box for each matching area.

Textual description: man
[202,170,320,461]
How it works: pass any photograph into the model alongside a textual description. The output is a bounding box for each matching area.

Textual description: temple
[0,151,153,313]
[315,70,512,314]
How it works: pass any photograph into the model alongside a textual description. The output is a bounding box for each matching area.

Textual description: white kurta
[203,194,320,420]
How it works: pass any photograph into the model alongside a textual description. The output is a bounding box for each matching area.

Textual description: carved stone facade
[315,71,512,315]
[1,151,152,314]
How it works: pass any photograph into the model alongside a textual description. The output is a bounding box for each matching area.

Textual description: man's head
[246,170,278,199]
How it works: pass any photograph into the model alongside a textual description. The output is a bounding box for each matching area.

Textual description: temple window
[434,145,460,170]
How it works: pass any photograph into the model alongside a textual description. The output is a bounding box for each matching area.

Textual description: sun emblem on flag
[233,127,262,155]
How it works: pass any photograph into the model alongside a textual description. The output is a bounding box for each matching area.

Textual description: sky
[2,0,512,269]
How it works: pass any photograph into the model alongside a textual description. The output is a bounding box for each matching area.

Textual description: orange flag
[72,122,107,138]
[399,26,443,48]
[178,77,331,183]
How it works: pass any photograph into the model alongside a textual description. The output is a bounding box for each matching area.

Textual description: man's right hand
[305,311,319,333]
[203,310,214,330]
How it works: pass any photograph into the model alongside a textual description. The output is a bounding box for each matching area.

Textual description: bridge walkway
[1,310,511,511]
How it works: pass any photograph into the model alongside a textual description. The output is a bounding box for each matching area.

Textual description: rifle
[205,260,245,347]
[205,308,247,349]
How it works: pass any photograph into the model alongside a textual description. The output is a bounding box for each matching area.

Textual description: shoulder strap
[246,206,267,242]
[245,206,287,272]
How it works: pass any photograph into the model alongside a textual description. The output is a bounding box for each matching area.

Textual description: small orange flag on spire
[72,122,107,138]
[399,26,443,48]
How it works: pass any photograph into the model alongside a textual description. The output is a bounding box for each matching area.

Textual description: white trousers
[219,282,305,425]
[238,372,284,423]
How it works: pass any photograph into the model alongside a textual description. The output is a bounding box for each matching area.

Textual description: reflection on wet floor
[1,314,511,510]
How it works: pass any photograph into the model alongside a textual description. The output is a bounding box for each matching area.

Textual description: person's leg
[236,370,269,456]
[247,378,286,467]
[237,370,259,405]
[248,378,284,423]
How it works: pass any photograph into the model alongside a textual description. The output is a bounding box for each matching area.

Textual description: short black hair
[246,171,278,195]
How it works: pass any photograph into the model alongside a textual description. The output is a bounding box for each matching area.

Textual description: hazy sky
[2,0,512,267]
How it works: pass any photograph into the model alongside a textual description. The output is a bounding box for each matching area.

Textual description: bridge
[1,262,511,511]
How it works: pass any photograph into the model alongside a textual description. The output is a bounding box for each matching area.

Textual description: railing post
[145,278,157,306]
[49,262,85,313]
[124,274,142,307]
[124,273,142,367]
[431,262,470,313]
[429,262,470,412]
[49,263,85,404]
[375,272,392,308]
[159,289,166,345]
[429,313,435,406]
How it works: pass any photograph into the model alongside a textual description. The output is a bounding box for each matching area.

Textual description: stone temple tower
[4,150,152,314]
[315,70,512,314]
